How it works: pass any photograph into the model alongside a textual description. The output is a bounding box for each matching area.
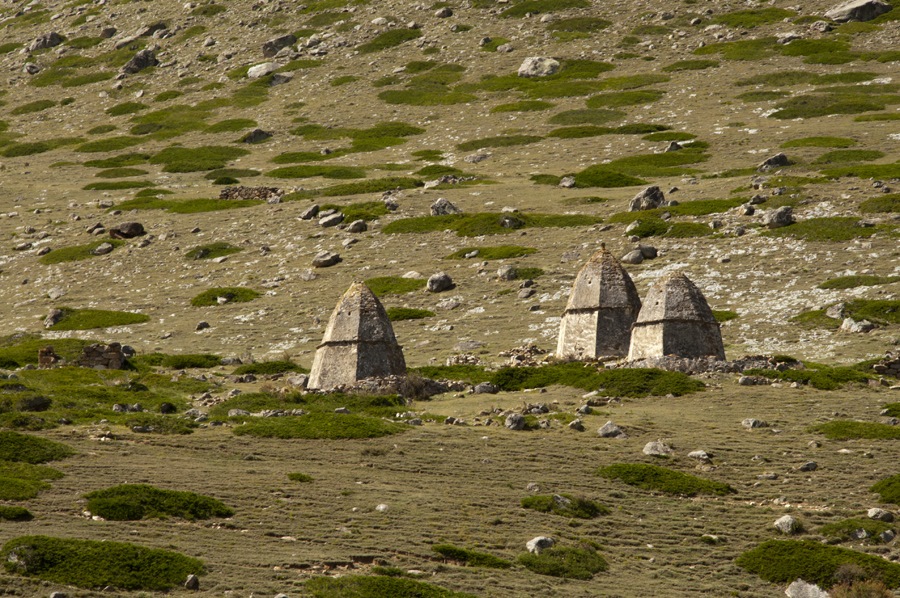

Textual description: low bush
[190,287,261,307]
[0,506,32,521]
[84,484,233,521]
[736,539,900,588]
[814,150,885,165]
[325,201,389,222]
[445,245,537,260]
[712,7,795,28]
[122,413,197,435]
[843,299,900,325]
[412,365,494,385]
[150,146,249,173]
[737,90,790,102]
[233,412,405,439]
[114,197,261,214]
[364,277,426,297]
[548,108,624,125]
[83,180,154,191]
[83,152,150,168]
[872,475,900,505]
[491,100,555,113]
[386,308,435,321]
[0,431,75,463]
[383,213,602,237]
[743,364,868,390]
[2,535,204,591]
[205,118,258,133]
[492,364,704,396]
[0,476,50,500]
[521,494,609,518]
[305,575,475,597]
[76,136,144,153]
[158,354,222,369]
[185,242,243,261]
[267,164,367,179]
[859,194,900,213]
[586,90,665,108]
[820,518,894,543]
[233,361,307,376]
[358,29,422,53]
[288,472,313,483]
[46,308,149,331]
[818,275,900,290]
[782,136,857,148]
[94,167,148,178]
[500,0,589,17]
[433,544,512,569]
[518,544,608,580]
[821,164,900,180]
[38,240,125,265]
[712,310,739,323]
[764,217,882,242]
[105,102,147,116]
[813,421,900,441]
[283,177,423,199]
[598,463,735,496]
[10,99,56,115]
[456,135,543,152]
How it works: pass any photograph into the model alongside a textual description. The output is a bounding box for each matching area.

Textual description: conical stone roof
[307,282,407,390]
[556,246,641,359]
[628,272,725,360]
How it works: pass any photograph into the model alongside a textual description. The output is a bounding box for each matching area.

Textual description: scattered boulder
[240,129,272,144]
[44,309,65,329]
[346,220,367,233]
[505,413,526,430]
[27,32,63,53]
[742,418,768,429]
[765,206,795,229]
[91,242,115,256]
[621,249,644,265]
[825,0,892,22]
[184,573,200,590]
[121,49,159,74]
[642,440,673,456]
[598,421,626,438]
[430,197,461,216]
[247,62,277,78]
[840,317,875,333]
[518,57,560,77]
[774,515,802,535]
[319,213,344,228]
[262,34,297,57]
[435,7,453,17]
[109,222,145,239]
[868,507,894,522]
[688,450,711,461]
[473,381,499,394]
[785,579,829,598]
[526,536,554,554]
[629,186,666,211]
[798,461,817,472]
[497,265,517,281]
[300,204,320,220]
[427,272,454,293]
[758,153,791,172]
[311,252,341,268]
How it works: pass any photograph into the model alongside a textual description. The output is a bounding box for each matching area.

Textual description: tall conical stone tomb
[627,272,725,360]
[557,245,642,359]
[307,282,407,390]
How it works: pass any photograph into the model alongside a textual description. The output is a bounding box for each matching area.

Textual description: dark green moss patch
[444,246,537,260]
[233,361,307,376]
[0,431,74,464]
[191,287,261,307]
[860,194,900,214]
[233,411,405,440]
[598,463,735,496]
[518,545,607,580]
[433,544,511,569]
[521,494,609,519]
[813,421,900,440]
[2,535,204,591]
[764,217,883,242]
[492,364,704,396]
[46,308,149,331]
[305,575,474,597]
[84,484,233,521]
[813,149,885,165]
[386,308,435,321]
[0,506,32,521]
[872,475,900,505]
[818,275,900,290]
[150,146,250,173]
[736,539,900,588]
[820,518,894,543]
[38,240,125,264]
[358,29,422,53]
[364,277,426,296]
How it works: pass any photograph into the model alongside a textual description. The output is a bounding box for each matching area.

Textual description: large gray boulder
[262,34,297,57]
[26,32,63,53]
[825,0,891,22]
[430,197,461,216]
[121,49,159,74]
[629,186,666,211]
[517,57,560,78]
[427,272,454,293]
[765,206,795,229]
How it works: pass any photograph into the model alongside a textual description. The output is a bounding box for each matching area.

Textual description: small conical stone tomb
[557,246,642,359]
[307,282,407,390]
[627,272,725,361]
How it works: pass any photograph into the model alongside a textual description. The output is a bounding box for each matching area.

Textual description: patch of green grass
[695,37,778,61]
[412,365,493,385]
[821,163,900,180]
[843,300,900,325]
[598,463,735,496]
[493,364,704,396]
[86,124,117,135]
[234,412,405,440]
[764,217,881,242]
[814,149,885,164]
[305,575,475,597]
[288,472,314,483]
[547,16,611,36]
[185,242,243,261]
[38,240,125,265]
[662,59,719,71]
[872,475,900,505]
[820,518,895,544]
[736,539,900,588]
[153,354,222,369]
[105,102,147,116]
[0,506,32,521]
[46,308,149,331]
[790,309,841,330]
[386,308,435,321]
[82,180,154,191]
[332,201,390,222]
[712,310,739,323]
[190,3,227,16]
[818,275,900,290]
[383,213,602,237]
[84,484,233,521]
[267,164,366,179]
[364,277,426,297]
[204,168,260,180]
[631,24,670,35]
[433,545,511,569]
[518,545,607,580]
[743,362,870,390]
[150,146,250,173]
[456,135,543,152]
[856,113,900,122]
[444,246,537,260]
[521,494,609,519]
[83,153,150,168]
[782,136,857,148]
[643,131,697,142]
[0,477,49,501]
[712,7,795,28]
[548,108,624,125]
[75,136,145,153]
[233,361,307,376]
[737,90,790,102]
[0,431,74,464]
[771,93,891,120]
[10,100,56,115]
[330,75,358,86]
[284,177,424,199]
[0,42,22,54]
[479,37,510,52]
[358,29,422,54]
[860,194,900,213]
[0,335,93,368]
[813,421,900,440]
[585,89,666,108]
[491,100,555,113]
[154,90,184,102]
[2,535,204,591]
[191,287,261,307]
[93,167,148,178]
[113,197,261,214]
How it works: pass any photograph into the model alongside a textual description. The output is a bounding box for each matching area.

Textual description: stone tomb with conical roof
[627,272,725,361]
[556,246,642,359]
[307,282,407,390]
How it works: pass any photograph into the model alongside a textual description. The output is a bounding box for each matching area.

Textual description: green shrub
[386,308,435,321]
[41,240,126,265]
[383,213,602,236]
[204,168,260,180]
[10,100,56,115]
[712,7,795,28]
[268,164,366,179]
[818,275,900,289]
[378,88,476,106]
[305,575,474,597]
[412,365,493,385]
[814,150,885,165]
[105,102,147,116]
[736,539,900,588]
[46,308,149,331]
[598,463,735,496]
[0,477,49,500]
[586,90,665,108]
[150,146,249,173]
[0,506,32,521]
[433,545,511,569]
[123,414,198,435]
[712,310,739,323]
[492,100,555,113]
[94,167,148,178]
[185,242,243,261]
[76,136,144,153]
[821,164,900,180]
[0,431,74,463]
[521,494,609,518]
[547,16,611,35]
[445,246,537,260]
[500,0,589,17]
[84,484,233,521]
[190,287,261,307]
[233,412,405,439]
[813,421,900,440]
[191,3,227,17]
[159,354,222,369]
[83,153,150,168]
[2,535,204,591]
[782,136,857,148]
[518,545,607,580]
[764,217,882,242]
[456,135,543,152]
[358,29,422,53]
[233,361,307,375]
[872,475,900,505]
[83,180,154,191]
[820,518,894,543]
[288,472,313,483]
[771,94,888,120]
[744,362,869,390]
[860,194,900,213]
[548,109,624,125]
[492,364,704,396]
[284,177,423,199]
[364,277,426,297]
